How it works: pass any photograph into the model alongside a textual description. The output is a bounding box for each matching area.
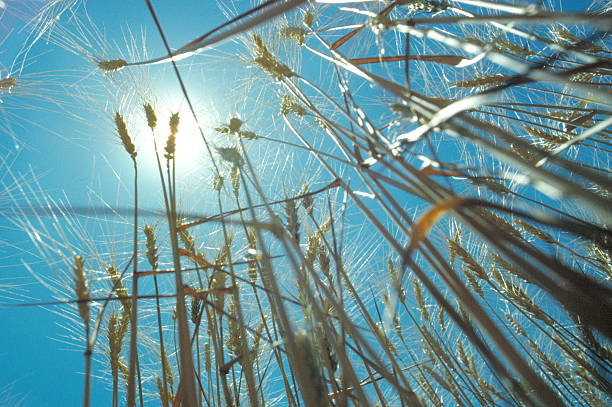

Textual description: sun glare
[140,104,213,174]
[169,106,206,165]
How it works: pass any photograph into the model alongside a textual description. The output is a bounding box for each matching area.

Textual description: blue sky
[0,0,606,406]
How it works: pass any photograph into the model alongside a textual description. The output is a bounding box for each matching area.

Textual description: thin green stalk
[127,159,139,407]
[83,322,91,407]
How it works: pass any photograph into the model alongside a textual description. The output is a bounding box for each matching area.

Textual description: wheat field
[0,0,611,406]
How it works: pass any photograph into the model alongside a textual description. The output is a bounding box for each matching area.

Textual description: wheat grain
[514,219,557,244]
[252,34,294,80]
[164,113,179,160]
[144,225,159,269]
[285,198,300,244]
[556,29,606,54]
[0,76,16,89]
[454,74,511,88]
[72,255,90,325]
[216,146,244,167]
[98,59,127,72]
[280,26,306,46]
[496,38,537,56]
[114,112,137,159]
[280,94,306,117]
[413,280,430,323]
[144,104,157,131]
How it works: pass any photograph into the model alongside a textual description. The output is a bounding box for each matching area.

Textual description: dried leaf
[407,197,472,256]
[351,54,465,66]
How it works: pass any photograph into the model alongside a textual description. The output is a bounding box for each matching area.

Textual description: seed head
[216,146,244,167]
[177,219,196,253]
[281,94,306,117]
[98,59,127,72]
[216,118,258,139]
[246,228,258,282]
[0,76,16,90]
[229,117,242,133]
[285,199,300,244]
[169,112,179,136]
[160,347,174,390]
[205,342,212,372]
[303,11,314,28]
[238,130,257,140]
[231,165,240,196]
[144,224,159,270]
[226,298,241,356]
[280,26,307,46]
[190,296,202,325]
[454,74,510,88]
[108,265,131,317]
[144,104,157,130]
[165,113,179,160]
[72,255,90,325]
[108,312,121,373]
[213,174,224,191]
[252,34,295,80]
[114,112,137,159]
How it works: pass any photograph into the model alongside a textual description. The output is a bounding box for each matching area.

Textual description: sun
[167,105,207,166]
[139,103,217,175]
